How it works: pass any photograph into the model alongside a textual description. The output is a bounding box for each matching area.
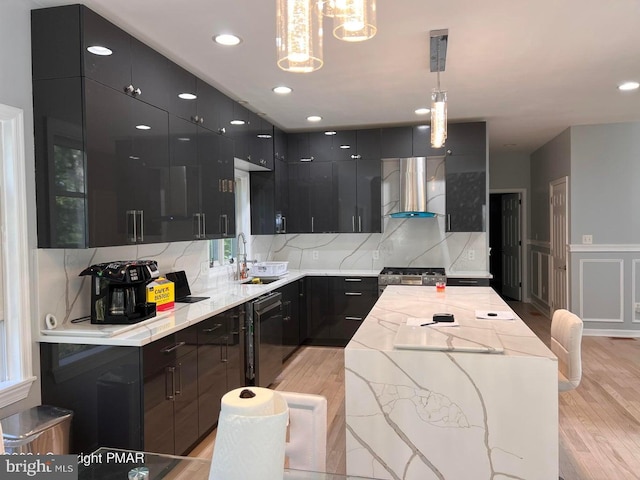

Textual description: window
[0,104,36,407]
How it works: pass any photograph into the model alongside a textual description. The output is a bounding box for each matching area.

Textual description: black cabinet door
[250,170,276,235]
[196,316,228,435]
[306,277,331,343]
[412,125,433,157]
[332,130,357,162]
[356,129,381,160]
[225,306,245,392]
[287,133,311,162]
[275,156,289,233]
[247,112,274,169]
[130,38,170,111]
[380,126,413,158]
[230,102,250,161]
[309,162,336,233]
[219,134,236,238]
[445,153,486,232]
[127,94,171,244]
[33,77,86,248]
[143,356,176,455]
[356,159,382,233]
[309,131,333,162]
[82,6,131,93]
[168,62,198,122]
[166,116,200,241]
[85,79,131,247]
[287,163,310,233]
[279,281,300,360]
[334,160,358,233]
[173,348,199,455]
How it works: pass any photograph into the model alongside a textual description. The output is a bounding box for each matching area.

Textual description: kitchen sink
[241,277,281,285]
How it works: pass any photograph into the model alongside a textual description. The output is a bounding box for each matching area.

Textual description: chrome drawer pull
[345,316,363,321]
[345,292,362,296]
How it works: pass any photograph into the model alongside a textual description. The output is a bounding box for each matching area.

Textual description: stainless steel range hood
[388,156,444,218]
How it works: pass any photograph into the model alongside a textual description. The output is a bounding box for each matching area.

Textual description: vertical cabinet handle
[166,366,176,401]
[358,216,362,232]
[282,216,287,234]
[201,213,206,237]
[352,216,355,232]
[447,214,451,231]
[137,210,144,242]
[311,216,314,233]
[175,363,182,396]
[193,213,201,239]
[126,210,137,243]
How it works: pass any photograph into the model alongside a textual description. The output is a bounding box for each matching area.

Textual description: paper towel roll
[209,387,289,480]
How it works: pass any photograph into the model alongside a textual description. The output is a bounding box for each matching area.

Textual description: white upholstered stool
[550,308,583,392]
[279,391,327,471]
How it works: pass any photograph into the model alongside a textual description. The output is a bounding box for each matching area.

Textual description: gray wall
[489,152,530,191]
[568,122,640,334]
[571,123,640,244]
[530,129,571,243]
[0,0,42,417]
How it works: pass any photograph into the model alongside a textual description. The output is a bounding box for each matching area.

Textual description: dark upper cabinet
[287,162,335,233]
[229,102,250,161]
[334,159,381,233]
[287,133,311,162]
[32,5,170,110]
[250,127,288,235]
[411,125,433,157]
[200,132,236,238]
[332,130,357,162]
[380,126,413,158]
[34,77,169,248]
[248,112,275,169]
[309,131,333,162]
[355,129,381,160]
[168,63,198,122]
[444,122,487,232]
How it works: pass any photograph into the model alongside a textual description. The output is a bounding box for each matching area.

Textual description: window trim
[0,104,36,407]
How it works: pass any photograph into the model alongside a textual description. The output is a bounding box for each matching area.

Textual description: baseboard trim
[583,328,640,338]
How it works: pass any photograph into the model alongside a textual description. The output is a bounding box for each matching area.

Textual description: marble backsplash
[34,159,487,331]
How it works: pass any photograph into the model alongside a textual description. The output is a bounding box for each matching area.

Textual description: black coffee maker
[80,260,159,325]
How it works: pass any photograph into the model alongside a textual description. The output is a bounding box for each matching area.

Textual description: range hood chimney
[390,157,440,218]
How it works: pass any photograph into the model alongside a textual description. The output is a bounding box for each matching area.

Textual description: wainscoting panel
[579,259,623,322]
[633,259,640,323]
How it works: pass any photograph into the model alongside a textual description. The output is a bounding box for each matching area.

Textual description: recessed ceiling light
[324,131,337,135]
[618,81,640,91]
[87,45,112,56]
[307,115,322,122]
[214,34,241,46]
[178,93,197,100]
[416,125,430,130]
[273,86,292,94]
[135,124,151,130]
[230,119,246,125]
[415,107,430,115]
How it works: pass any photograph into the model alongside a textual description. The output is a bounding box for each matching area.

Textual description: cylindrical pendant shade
[431,90,447,148]
[333,0,376,42]
[277,0,323,73]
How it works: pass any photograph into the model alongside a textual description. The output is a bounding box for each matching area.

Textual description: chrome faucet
[237,232,247,280]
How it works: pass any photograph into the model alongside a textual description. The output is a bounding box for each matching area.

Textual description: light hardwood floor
[190,302,640,480]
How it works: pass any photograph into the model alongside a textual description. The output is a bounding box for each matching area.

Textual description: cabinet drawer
[335,276,378,291]
[446,277,490,287]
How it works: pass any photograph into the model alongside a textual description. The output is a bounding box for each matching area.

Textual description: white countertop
[347,285,554,359]
[38,269,379,347]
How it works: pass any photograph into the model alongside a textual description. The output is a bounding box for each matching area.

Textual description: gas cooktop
[378,267,447,287]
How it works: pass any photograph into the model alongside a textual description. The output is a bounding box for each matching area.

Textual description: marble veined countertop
[347,285,554,358]
[37,269,379,347]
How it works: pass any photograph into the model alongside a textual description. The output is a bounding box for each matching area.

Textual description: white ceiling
[35,0,640,155]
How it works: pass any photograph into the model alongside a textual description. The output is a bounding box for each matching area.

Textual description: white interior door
[501,193,521,300]
[550,177,569,311]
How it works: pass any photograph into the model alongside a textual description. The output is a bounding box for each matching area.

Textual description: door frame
[489,188,528,302]
[549,176,570,312]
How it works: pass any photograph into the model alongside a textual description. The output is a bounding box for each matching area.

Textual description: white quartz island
[345,286,558,480]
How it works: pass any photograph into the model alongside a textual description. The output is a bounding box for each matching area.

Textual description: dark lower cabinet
[40,308,246,456]
[305,276,377,346]
[196,306,245,435]
[142,328,199,456]
[278,280,301,360]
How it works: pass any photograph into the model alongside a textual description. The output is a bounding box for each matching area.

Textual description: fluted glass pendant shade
[333,0,376,42]
[431,89,447,148]
[277,0,323,72]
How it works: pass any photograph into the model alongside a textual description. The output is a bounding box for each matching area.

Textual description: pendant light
[332,0,376,42]
[430,29,448,148]
[276,0,323,73]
